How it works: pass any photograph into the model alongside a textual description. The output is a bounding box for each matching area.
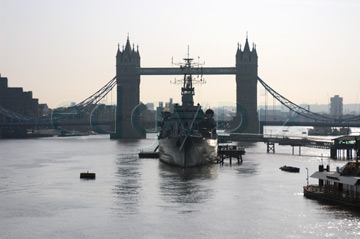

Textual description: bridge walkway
[218,133,334,151]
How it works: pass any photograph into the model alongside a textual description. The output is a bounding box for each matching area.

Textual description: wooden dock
[217,145,245,164]
[139,145,159,159]
[138,151,159,158]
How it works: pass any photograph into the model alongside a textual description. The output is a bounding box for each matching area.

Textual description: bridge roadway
[137,67,237,75]
[218,133,333,149]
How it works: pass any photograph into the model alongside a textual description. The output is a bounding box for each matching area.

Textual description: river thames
[1,132,360,238]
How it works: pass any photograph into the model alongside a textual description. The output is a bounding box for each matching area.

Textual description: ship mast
[171,46,205,106]
[181,46,195,106]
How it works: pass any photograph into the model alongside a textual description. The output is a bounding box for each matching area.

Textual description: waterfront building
[0,75,39,118]
[330,95,343,119]
[38,104,50,117]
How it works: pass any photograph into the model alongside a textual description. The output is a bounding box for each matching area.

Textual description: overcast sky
[1,0,360,108]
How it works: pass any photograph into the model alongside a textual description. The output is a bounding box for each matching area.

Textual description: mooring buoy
[80,171,96,179]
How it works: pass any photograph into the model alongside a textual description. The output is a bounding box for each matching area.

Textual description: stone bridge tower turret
[110,37,145,139]
[234,37,259,133]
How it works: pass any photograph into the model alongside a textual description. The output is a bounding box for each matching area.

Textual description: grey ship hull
[159,136,218,167]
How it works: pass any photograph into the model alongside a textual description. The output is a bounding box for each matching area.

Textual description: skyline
[1,0,360,109]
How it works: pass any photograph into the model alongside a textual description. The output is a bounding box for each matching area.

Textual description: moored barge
[304,163,360,208]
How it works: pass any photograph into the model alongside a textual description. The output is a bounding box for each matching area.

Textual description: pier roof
[311,171,360,186]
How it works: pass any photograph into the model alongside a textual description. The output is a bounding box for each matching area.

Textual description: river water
[1,132,360,238]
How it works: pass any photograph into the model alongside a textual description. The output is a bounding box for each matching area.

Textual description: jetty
[139,151,159,158]
[217,144,245,164]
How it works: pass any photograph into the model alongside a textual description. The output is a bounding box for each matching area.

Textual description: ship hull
[159,136,218,167]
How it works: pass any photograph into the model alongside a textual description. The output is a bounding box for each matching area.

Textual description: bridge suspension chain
[258,77,335,122]
[75,76,117,109]
[341,114,360,122]
[0,76,118,122]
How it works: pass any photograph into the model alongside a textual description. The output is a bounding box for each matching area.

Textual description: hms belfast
[158,55,218,167]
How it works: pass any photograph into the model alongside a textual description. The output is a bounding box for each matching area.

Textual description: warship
[158,54,218,167]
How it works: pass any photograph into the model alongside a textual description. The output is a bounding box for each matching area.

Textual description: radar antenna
[171,46,205,85]
[170,46,206,106]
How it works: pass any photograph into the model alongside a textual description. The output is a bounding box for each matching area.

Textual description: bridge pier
[347,149,353,159]
[292,146,301,156]
[267,142,275,153]
[331,148,355,160]
[330,146,337,159]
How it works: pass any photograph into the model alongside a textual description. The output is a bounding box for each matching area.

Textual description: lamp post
[306,167,309,187]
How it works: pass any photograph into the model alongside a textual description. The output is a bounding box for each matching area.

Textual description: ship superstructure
[158,53,217,167]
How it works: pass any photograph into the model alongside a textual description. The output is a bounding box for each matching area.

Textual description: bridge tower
[110,37,145,139]
[234,37,259,133]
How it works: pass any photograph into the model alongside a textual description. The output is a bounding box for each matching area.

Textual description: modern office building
[330,95,343,119]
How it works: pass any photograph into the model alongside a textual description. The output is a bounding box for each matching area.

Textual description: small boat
[80,171,96,179]
[280,165,300,173]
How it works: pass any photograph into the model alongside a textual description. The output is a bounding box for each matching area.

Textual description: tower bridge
[2,36,360,139]
[111,36,259,139]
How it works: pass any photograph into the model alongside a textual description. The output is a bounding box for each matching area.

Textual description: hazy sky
[1,0,360,109]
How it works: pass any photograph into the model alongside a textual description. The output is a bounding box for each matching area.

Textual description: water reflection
[234,160,259,176]
[236,141,257,148]
[115,139,141,152]
[112,154,142,215]
[158,163,216,205]
[306,197,360,218]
